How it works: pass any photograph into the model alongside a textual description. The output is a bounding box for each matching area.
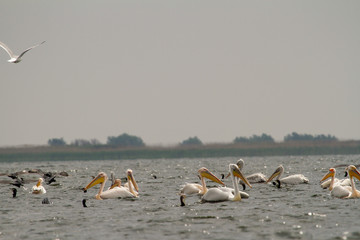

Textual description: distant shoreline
[1,140,360,162]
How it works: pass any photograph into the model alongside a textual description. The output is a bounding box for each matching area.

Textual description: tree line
[48,132,338,147]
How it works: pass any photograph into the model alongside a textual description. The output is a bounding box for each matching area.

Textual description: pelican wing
[246,173,267,183]
[281,174,309,184]
[100,187,136,199]
[218,186,249,198]
[331,185,351,198]
[202,187,231,202]
[180,183,202,195]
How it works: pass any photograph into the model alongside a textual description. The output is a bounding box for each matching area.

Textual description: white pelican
[321,165,360,199]
[266,165,309,187]
[0,40,45,63]
[123,169,139,196]
[180,167,225,195]
[83,172,137,200]
[32,178,46,194]
[201,164,252,202]
[320,168,350,190]
[236,159,267,183]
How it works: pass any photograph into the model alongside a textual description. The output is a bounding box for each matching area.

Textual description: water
[1,155,360,240]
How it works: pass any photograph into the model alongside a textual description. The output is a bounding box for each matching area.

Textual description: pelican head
[320,168,336,182]
[346,165,360,181]
[127,169,139,192]
[198,167,225,186]
[230,164,252,189]
[36,178,44,187]
[83,172,107,192]
[236,159,245,170]
[110,179,122,189]
[266,165,284,183]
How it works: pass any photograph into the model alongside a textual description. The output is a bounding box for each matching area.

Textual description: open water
[1,155,360,240]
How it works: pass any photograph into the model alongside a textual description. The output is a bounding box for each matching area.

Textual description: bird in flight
[0,40,45,63]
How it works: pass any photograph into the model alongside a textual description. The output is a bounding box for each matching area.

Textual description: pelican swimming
[83,172,137,200]
[201,164,252,202]
[266,165,309,187]
[123,169,139,196]
[236,159,267,183]
[32,178,46,194]
[0,40,45,63]
[180,167,225,195]
[320,168,350,190]
[321,165,360,199]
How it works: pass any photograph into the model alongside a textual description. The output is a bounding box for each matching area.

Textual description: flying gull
[0,40,45,63]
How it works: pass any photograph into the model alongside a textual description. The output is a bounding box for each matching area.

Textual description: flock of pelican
[320,165,360,199]
[179,159,360,206]
[2,159,360,205]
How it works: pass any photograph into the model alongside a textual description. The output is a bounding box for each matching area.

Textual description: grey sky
[1,1,359,146]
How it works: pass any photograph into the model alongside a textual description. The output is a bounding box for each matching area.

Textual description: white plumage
[0,40,45,63]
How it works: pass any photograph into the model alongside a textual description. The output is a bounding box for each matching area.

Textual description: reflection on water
[1,155,360,239]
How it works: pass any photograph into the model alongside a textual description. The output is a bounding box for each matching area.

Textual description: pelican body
[180,167,225,195]
[123,169,139,197]
[0,41,45,63]
[321,165,360,199]
[266,165,309,187]
[320,168,350,191]
[202,164,252,202]
[236,159,267,183]
[83,172,137,200]
[32,178,46,194]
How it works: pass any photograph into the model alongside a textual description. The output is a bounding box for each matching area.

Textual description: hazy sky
[1,1,359,147]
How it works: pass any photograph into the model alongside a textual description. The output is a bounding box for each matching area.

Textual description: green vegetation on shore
[1,140,360,162]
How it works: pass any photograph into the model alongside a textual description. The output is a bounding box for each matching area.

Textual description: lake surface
[1,155,360,240]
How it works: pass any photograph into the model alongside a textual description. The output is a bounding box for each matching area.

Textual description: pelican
[123,169,139,196]
[83,172,137,200]
[180,167,225,195]
[0,40,45,63]
[32,178,46,194]
[236,159,267,183]
[266,165,309,187]
[320,168,350,190]
[321,165,360,199]
[201,164,252,202]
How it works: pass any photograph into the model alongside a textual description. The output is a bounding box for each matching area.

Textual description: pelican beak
[233,167,252,189]
[266,167,281,183]
[36,179,42,187]
[83,175,105,191]
[200,169,225,186]
[348,167,360,181]
[109,181,119,190]
[320,170,334,182]
[128,172,139,192]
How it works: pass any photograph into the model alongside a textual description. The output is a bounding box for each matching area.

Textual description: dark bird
[82,199,88,208]
[10,177,25,188]
[180,194,186,207]
[11,188,17,198]
[42,198,51,204]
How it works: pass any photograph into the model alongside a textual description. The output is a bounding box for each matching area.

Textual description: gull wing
[0,41,15,58]
[18,41,46,58]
